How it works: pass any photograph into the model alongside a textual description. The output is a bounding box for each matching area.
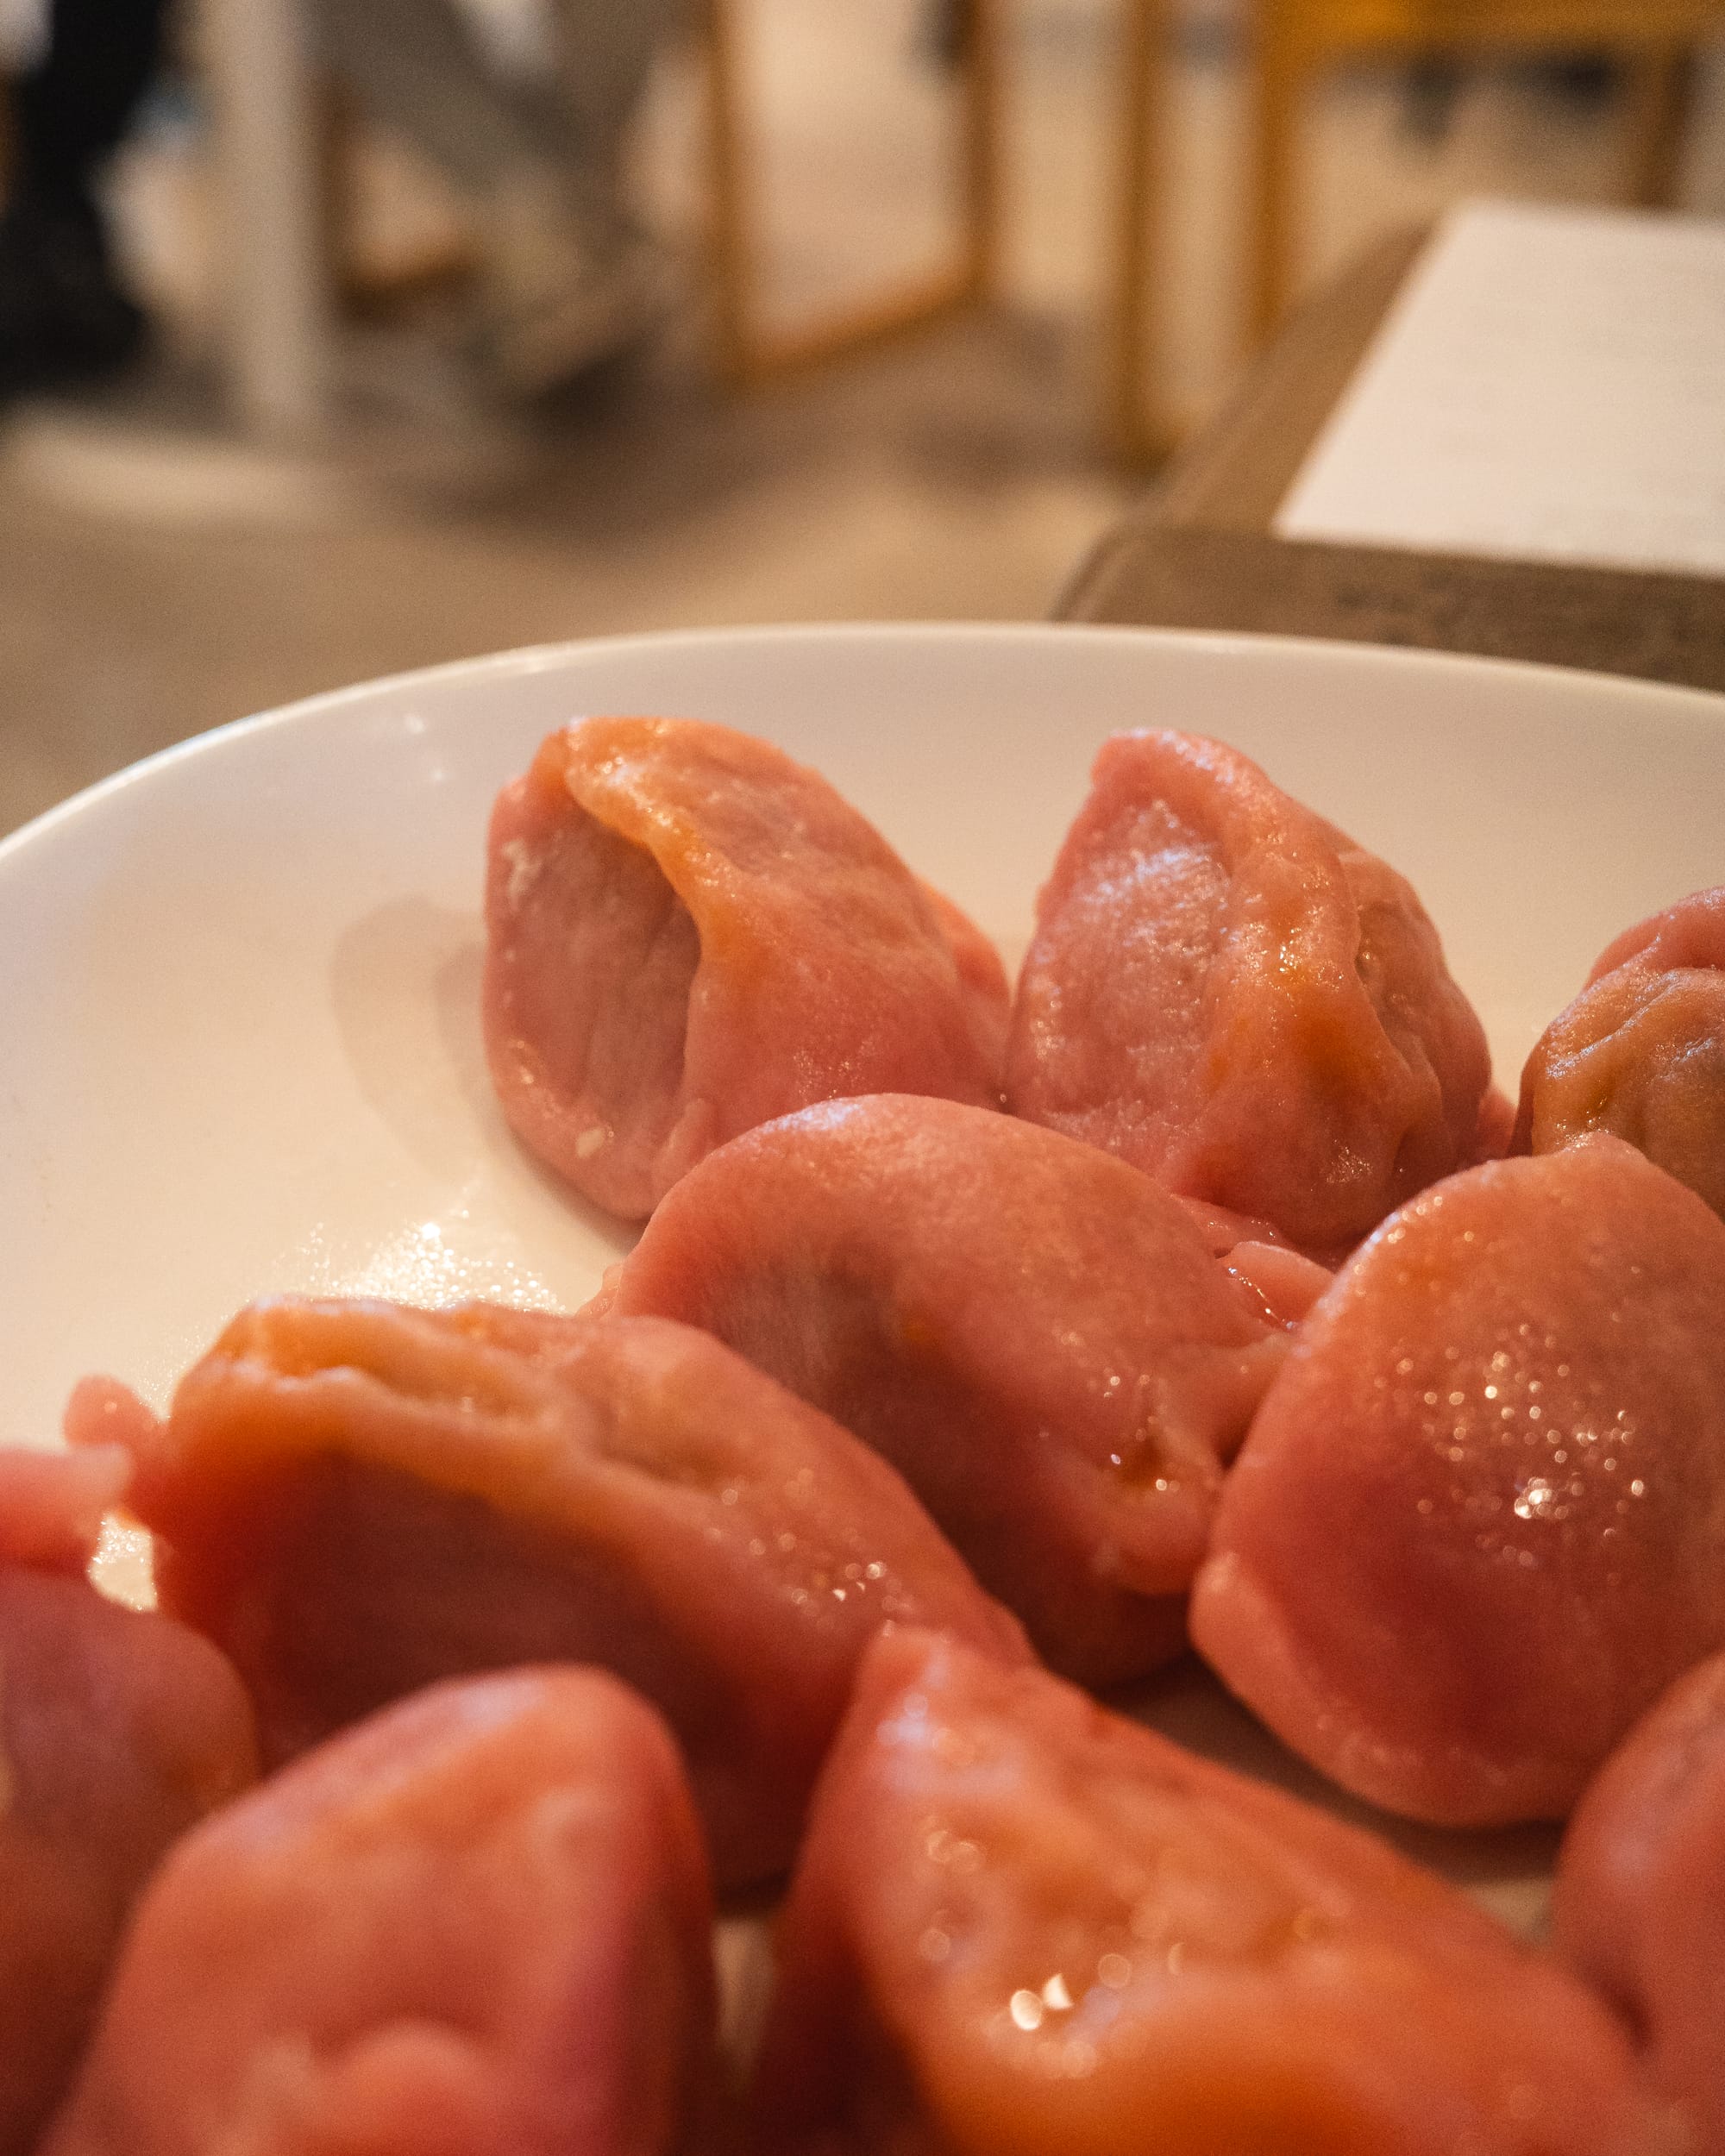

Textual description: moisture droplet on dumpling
[1192,1136,1725,1827]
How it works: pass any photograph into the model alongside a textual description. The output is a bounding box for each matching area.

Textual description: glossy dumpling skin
[1554,1650,1725,2153]
[1514,887,1725,1221]
[484,716,1008,1219]
[599,1094,1289,1685]
[1191,1135,1725,1827]
[750,1628,1658,2156]
[0,1449,258,2156]
[68,1301,1028,1886]
[1005,730,1490,1257]
[45,1669,719,2156]
[1173,1198,1334,1330]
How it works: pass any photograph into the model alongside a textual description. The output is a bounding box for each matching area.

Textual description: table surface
[1059,229,1725,696]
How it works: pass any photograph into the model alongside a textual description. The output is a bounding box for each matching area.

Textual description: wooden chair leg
[1248,0,1305,349]
[700,0,756,386]
[958,0,1003,306]
[1622,42,1695,209]
[1105,0,1175,463]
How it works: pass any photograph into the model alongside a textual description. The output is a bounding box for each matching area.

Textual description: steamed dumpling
[485,716,1007,1219]
[1555,1648,1725,2153]
[68,1301,1027,1885]
[1006,730,1490,1257]
[600,1094,1289,1683]
[751,1627,1657,2156]
[0,1448,257,2155]
[1515,885,1725,1221]
[1193,1137,1725,1826]
[44,1669,719,2156]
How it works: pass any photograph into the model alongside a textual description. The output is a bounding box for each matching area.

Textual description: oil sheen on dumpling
[1191,1136,1725,1827]
[44,1669,719,2156]
[0,1448,258,2156]
[599,1094,1289,1685]
[750,1628,1659,2156]
[1514,886,1725,1221]
[1005,730,1490,1257]
[66,1302,1027,1887]
[485,716,1007,1219]
[1554,1649,1725,2153]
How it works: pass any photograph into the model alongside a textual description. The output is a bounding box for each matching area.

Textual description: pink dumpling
[1514,885,1725,1222]
[0,1450,258,2156]
[1191,1135,1725,1826]
[1005,730,1490,1257]
[750,1627,1658,2156]
[1172,1197,1335,1329]
[1585,884,1725,985]
[43,1669,719,2156]
[1554,1649,1725,2152]
[599,1093,1289,1684]
[69,1300,1028,1886]
[484,716,1007,1219]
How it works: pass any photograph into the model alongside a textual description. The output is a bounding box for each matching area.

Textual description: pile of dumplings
[10,713,1724,2156]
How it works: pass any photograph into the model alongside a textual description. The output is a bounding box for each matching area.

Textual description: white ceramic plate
[3,622,1722,1937]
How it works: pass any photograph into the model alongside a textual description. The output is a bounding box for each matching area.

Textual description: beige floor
[0,0,1720,838]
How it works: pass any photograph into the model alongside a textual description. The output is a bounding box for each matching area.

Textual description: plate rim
[3,619,1721,878]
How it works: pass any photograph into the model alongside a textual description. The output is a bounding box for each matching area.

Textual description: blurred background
[0,0,1722,836]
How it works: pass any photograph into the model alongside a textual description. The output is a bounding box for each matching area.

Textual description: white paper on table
[1275,200,1725,577]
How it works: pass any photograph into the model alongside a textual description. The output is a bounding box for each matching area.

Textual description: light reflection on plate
[3,623,1722,1940]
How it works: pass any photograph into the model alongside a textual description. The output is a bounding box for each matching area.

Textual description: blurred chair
[1107,0,1722,464]
[318,0,1004,388]
[1242,0,1722,342]
[700,0,1002,386]
[316,80,480,320]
